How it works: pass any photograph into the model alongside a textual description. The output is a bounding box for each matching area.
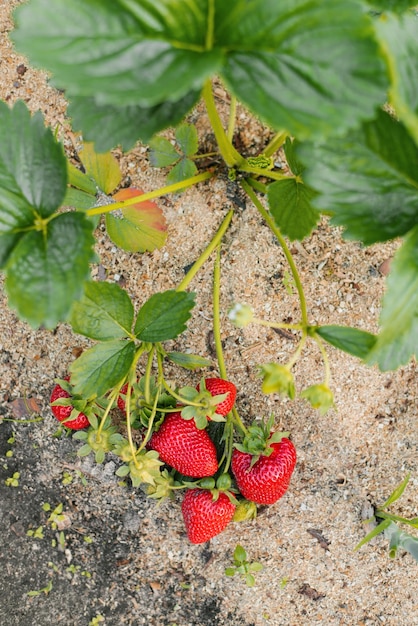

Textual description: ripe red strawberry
[148,411,218,478]
[181,488,236,544]
[117,382,129,413]
[231,436,296,505]
[197,378,237,417]
[50,377,90,430]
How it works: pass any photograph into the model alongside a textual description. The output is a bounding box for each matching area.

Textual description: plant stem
[252,318,302,331]
[227,96,237,143]
[205,0,215,50]
[263,131,289,158]
[312,333,331,386]
[213,246,227,379]
[239,163,290,181]
[86,171,214,216]
[203,80,243,168]
[241,179,309,328]
[176,209,234,291]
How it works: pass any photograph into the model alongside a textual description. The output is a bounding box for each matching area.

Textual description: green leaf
[315,326,377,360]
[13,0,222,107]
[70,340,136,398]
[219,0,388,140]
[233,544,247,564]
[62,187,96,211]
[298,109,418,244]
[224,568,236,577]
[354,518,392,551]
[366,226,418,370]
[70,281,134,340]
[366,0,417,12]
[267,178,319,241]
[67,92,200,152]
[166,159,198,184]
[380,473,410,509]
[175,123,198,157]
[105,188,167,253]
[374,12,418,147]
[401,534,418,563]
[134,290,196,342]
[166,351,211,370]
[148,136,179,168]
[78,142,121,194]
[0,100,67,217]
[5,212,95,329]
[66,161,97,196]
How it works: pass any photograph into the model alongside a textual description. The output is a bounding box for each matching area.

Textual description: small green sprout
[225,544,263,587]
[355,473,418,563]
[27,526,44,539]
[27,579,53,597]
[5,471,20,487]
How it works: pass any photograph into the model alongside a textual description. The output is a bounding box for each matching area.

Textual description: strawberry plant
[0,0,417,547]
[355,474,418,563]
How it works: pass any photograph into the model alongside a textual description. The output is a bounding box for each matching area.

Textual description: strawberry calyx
[234,415,289,467]
[178,385,228,430]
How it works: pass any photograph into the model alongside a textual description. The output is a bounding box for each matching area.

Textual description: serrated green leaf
[267,178,319,241]
[70,340,136,398]
[5,212,95,329]
[13,0,222,107]
[66,161,97,196]
[166,351,211,370]
[315,325,377,360]
[134,290,196,342]
[380,473,410,508]
[298,109,418,244]
[67,92,200,152]
[374,12,418,145]
[166,159,198,184]
[70,281,134,340]
[105,188,167,253]
[175,123,198,157]
[148,136,179,167]
[78,142,121,194]
[0,100,67,217]
[366,227,418,370]
[219,0,387,140]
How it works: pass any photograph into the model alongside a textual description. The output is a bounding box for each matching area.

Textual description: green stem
[137,388,161,453]
[248,178,268,194]
[227,96,237,143]
[213,246,227,379]
[205,0,215,50]
[241,179,309,328]
[239,164,291,181]
[312,334,331,386]
[287,335,307,370]
[176,209,234,291]
[86,171,214,217]
[252,318,302,331]
[263,131,289,158]
[143,347,155,405]
[203,80,243,168]
[0,417,43,423]
[124,382,140,467]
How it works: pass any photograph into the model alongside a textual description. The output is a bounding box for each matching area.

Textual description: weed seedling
[225,544,263,587]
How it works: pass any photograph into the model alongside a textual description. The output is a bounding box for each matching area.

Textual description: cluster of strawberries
[51,377,296,544]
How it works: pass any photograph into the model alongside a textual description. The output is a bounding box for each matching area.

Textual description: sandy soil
[0,3,417,626]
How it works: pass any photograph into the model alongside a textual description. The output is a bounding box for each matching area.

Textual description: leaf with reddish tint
[105,188,167,253]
